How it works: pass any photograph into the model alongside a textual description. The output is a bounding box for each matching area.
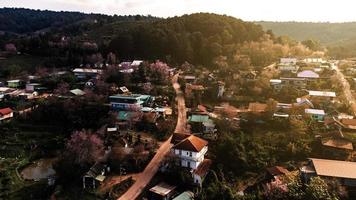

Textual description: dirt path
[99,174,139,193]
[172,73,189,134]
[118,73,186,200]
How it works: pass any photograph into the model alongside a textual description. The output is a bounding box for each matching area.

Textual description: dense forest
[258,21,356,45]
[1,8,312,72]
[0,8,157,34]
[258,21,356,58]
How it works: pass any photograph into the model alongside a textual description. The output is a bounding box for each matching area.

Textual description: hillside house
[149,182,176,200]
[7,80,22,88]
[0,107,13,122]
[280,58,297,65]
[300,158,356,186]
[308,90,336,102]
[171,134,211,185]
[83,162,109,189]
[305,109,325,122]
[278,64,299,72]
[188,114,215,134]
[297,70,320,79]
[271,78,307,90]
[73,68,103,79]
[303,58,325,64]
[25,83,42,93]
[109,94,153,111]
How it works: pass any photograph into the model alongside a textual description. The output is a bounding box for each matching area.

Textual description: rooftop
[73,68,103,73]
[248,102,268,113]
[305,109,325,115]
[172,191,194,200]
[309,158,356,179]
[322,138,353,150]
[0,107,13,115]
[308,90,336,98]
[297,70,320,78]
[188,114,210,123]
[267,166,290,176]
[149,182,176,196]
[193,159,212,177]
[173,135,208,152]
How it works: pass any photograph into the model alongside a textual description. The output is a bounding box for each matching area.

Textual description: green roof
[188,115,209,123]
[118,111,135,121]
[173,191,194,200]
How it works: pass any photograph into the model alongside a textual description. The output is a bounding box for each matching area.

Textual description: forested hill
[1,9,269,65]
[0,8,157,34]
[257,21,356,45]
[105,13,265,64]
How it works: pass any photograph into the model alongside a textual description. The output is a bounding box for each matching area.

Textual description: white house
[308,90,336,101]
[303,58,324,64]
[297,70,319,79]
[305,109,325,122]
[171,133,211,186]
[280,58,297,65]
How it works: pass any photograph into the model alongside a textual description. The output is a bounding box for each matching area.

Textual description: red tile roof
[173,135,208,152]
[171,132,191,144]
[267,166,289,176]
[193,159,212,177]
[0,108,13,115]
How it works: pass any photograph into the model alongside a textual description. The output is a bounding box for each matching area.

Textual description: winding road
[117,73,187,200]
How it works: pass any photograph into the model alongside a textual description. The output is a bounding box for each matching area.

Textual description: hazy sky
[1,0,356,22]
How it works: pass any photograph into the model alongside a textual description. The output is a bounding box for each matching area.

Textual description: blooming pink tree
[65,130,104,165]
[4,43,17,53]
[148,60,171,84]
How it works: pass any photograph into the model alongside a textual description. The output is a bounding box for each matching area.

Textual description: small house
[69,89,86,96]
[25,83,41,92]
[305,109,325,122]
[171,134,211,186]
[7,80,22,88]
[297,70,319,79]
[301,158,356,186]
[149,182,176,200]
[0,107,13,122]
[280,58,297,65]
[172,191,194,200]
[308,90,336,102]
[83,162,109,189]
[109,94,153,111]
[73,68,103,79]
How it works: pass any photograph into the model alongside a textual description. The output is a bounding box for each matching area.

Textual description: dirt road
[118,73,186,200]
[172,73,188,134]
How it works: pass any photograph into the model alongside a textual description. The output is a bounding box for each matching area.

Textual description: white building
[171,133,211,186]
[305,109,325,122]
[280,58,297,65]
[297,70,319,79]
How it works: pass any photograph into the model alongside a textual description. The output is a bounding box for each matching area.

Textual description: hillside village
[2,8,356,200]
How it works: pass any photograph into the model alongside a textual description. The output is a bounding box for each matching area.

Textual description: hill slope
[257,21,356,45]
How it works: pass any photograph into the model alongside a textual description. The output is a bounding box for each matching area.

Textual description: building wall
[173,146,208,169]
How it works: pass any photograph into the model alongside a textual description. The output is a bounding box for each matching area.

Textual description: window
[186,152,189,156]
[179,150,182,155]
[189,152,192,157]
